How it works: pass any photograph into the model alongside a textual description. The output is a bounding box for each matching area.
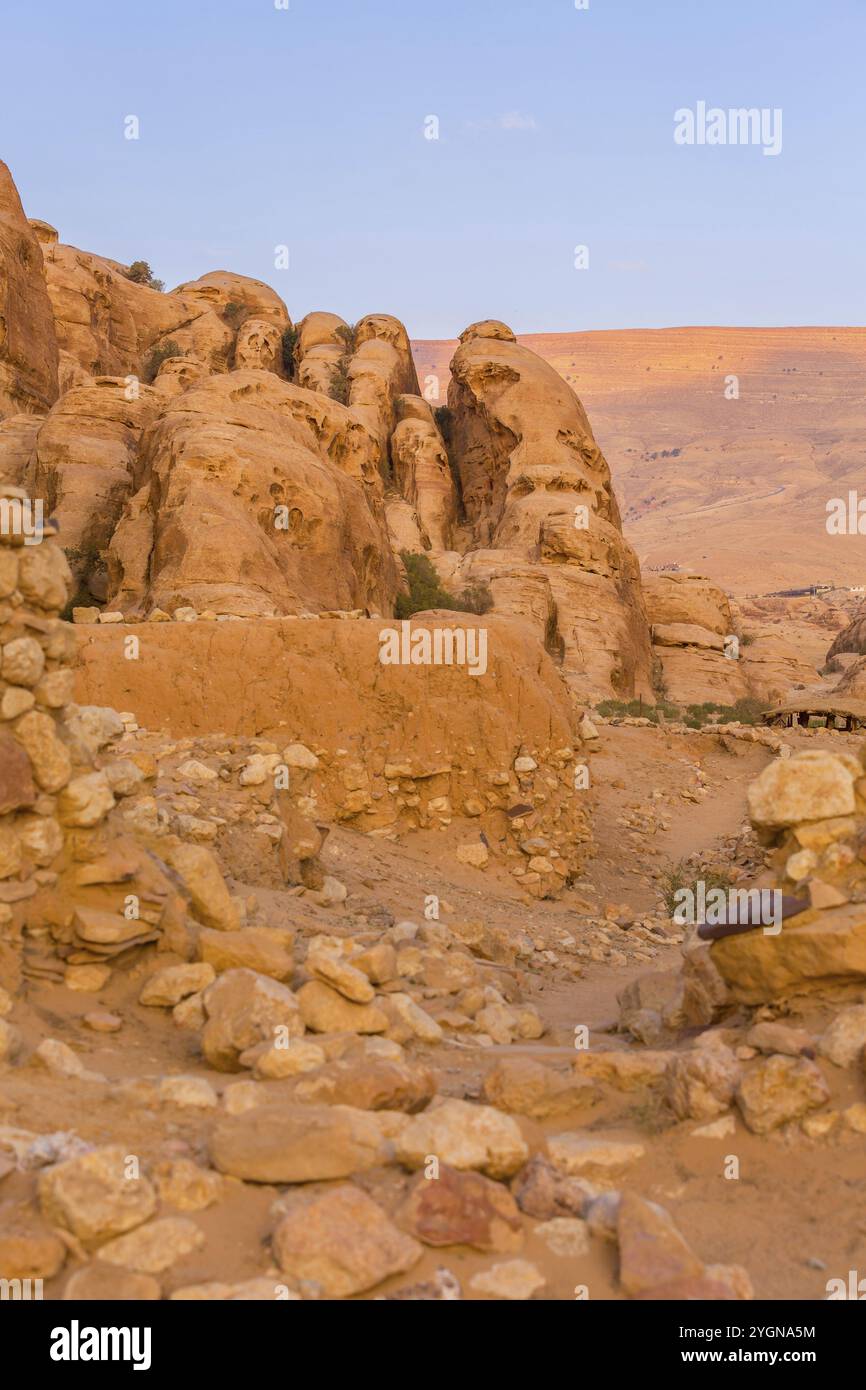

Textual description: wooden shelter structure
[762,697,866,732]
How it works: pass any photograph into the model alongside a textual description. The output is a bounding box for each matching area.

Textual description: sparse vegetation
[222,300,249,330]
[594,696,765,728]
[433,404,453,441]
[330,360,351,405]
[281,325,299,377]
[395,552,493,620]
[334,323,357,352]
[60,544,106,621]
[125,260,165,292]
[660,859,733,918]
[143,339,183,383]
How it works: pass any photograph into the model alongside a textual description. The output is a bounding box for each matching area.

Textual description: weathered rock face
[0,164,59,418]
[390,395,456,552]
[739,630,822,704]
[0,415,42,485]
[826,603,866,663]
[645,574,744,704]
[24,380,161,593]
[105,370,400,617]
[643,573,820,705]
[441,322,653,701]
[294,312,350,395]
[36,239,231,384]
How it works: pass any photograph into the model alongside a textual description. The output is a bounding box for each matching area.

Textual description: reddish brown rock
[397,1165,523,1253]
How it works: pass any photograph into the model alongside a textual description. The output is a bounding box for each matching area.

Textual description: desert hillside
[414,328,866,596]
[4,155,866,1308]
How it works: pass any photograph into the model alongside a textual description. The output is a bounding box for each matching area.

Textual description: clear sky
[2,0,864,337]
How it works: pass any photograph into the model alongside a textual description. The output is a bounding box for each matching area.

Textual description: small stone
[736,1054,830,1134]
[282,743,319,770]
[817,1006,866,1068]
[382,992,443,1043]
[211,1104,386,1182]
[0,1226,66,1279]
[397,1165,523,1252]
[534,1217,590,1257]
[395,1098,528,1179]
[296,980,387,1035]
[176,758,219,783]
[842,1103,866,1134]
[57,771,115,827]
[97,1217,205,1273]
[745,1021,814,1057]
[306,947,375,1003]
[2,636,45,687]
[617,1192,704,1296]
[691,1114,737,1139]
[272,1185,422,1297]
[199,926,294,982]
[34,1038,104,1083]
[139,962,215,1007]
[153,1159,224,1211]
[547,1133,645,1185]
[665,1046,740,1121]
[244,1038,327,1079]
[469,1258,545,1300]
[456,841,489,868]
[83,1011,123,1034]
[39,1145,157,1244]
[159,1075,218,1109]
[201,968,304,1072]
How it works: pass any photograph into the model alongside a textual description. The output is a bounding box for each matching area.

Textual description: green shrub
[330,360,351,405]
[594,696,765,728]
[433,404,453,441]
[394,552,493,620]
[143,339,182,383]
[281,325,299,377]
[223,300,248,330]
[660,861,732,919]
[125,260,165,292]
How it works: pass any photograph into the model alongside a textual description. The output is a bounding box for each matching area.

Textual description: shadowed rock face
[0,163,59,418]
[442,322,654,701]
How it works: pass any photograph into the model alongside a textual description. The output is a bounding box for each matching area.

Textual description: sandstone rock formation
[105,369,400,617]
[0,163,58,418]
[435,322,654,702]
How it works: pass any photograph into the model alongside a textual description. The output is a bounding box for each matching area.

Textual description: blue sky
[2,0,864,337]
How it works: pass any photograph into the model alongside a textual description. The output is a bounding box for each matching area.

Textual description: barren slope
[414,328,866,596]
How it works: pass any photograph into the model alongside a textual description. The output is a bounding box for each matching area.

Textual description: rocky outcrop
[643,573,820,705]
[390,396,456,552]
[23,380,161,598]
[644,574,745,704]
[104,370,400,617]
[826,603,866,664]
[0,164,59,418]
[294,313,351,395]
[0,414,42,485]
[437,322,653,702]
